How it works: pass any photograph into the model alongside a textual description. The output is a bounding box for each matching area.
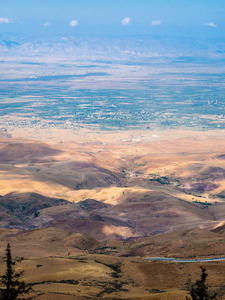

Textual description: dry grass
[0,128,225,297]
[0,255,224,299]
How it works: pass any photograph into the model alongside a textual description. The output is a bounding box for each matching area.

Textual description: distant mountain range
[0,34,225,62]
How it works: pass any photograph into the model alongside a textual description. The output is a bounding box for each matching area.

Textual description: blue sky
[0,0,224,38]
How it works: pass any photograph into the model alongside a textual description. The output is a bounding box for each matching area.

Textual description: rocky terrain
[0,129,225,298]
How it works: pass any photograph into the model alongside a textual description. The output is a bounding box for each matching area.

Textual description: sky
[0,0,224,39]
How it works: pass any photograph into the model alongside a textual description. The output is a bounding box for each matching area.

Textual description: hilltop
[0,129,225,298]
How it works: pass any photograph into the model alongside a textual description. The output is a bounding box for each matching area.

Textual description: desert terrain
[0,127,225,298]
[0,4,224,297]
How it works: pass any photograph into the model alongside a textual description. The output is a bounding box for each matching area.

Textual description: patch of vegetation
[68,256,88,262]
[193,201,212,206]
[93,246,118,255]
[146,288,166,293]
[96,280,125,297]
[32,279,79,286]
[95,260,122,274]
[149,176,170,184]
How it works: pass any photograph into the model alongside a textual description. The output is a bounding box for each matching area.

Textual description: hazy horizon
[0,0,224,39]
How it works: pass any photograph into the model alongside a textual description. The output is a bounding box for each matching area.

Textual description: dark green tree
[0,243,32,300]
[186,266,217,300]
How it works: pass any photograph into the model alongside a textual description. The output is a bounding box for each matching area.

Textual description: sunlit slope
[2,130,225,200]
[0,138,121,197]
[1,130,225,238]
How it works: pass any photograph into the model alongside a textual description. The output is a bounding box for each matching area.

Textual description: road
[146,257,225,263]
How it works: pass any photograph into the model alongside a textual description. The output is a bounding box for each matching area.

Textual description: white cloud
[43,21,50,27]
[150,20,162,26]
[204,22,217,27]
[121,17,131,26]
[70,20,78,27]
[0,18,10,24]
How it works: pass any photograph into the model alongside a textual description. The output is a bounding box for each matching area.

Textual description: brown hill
[0,138,122,197]
[0,227,225,299]
[0,130,225,298]
[0,227,99,258]
[0,192,67,229]
[0,140,61,162]
[1,188,224,242]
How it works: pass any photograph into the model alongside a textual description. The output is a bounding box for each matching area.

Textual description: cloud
[43,21,50,27]
[150,20,162,26]
[0,18,10,24]
[121,17,131,26]
[70,20,78,27]
[204,22,217,27]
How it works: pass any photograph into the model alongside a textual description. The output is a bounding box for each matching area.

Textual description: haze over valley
[1,0,225,298]
[1,35,225,133]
